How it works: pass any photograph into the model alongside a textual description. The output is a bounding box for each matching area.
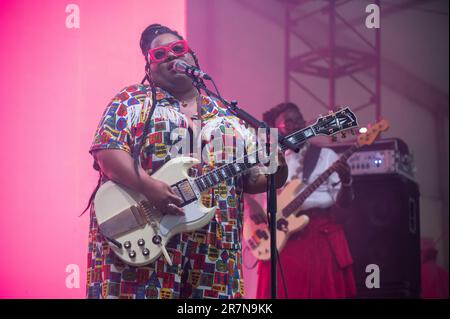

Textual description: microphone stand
[191,77,300,299]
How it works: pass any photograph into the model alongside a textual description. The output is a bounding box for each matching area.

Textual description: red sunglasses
[148,40,189,63]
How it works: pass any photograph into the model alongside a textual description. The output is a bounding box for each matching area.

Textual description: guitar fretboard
[193,126,317,192]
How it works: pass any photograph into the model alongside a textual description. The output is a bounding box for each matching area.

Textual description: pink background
[0,0,448,298]
[0,0,186,298]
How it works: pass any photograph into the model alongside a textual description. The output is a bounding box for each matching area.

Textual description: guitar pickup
[172,179,197,206]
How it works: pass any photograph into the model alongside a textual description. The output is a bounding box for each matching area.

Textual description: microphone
[173,60,211,80]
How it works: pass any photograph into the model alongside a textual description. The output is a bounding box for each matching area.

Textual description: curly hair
[262,102,303,127]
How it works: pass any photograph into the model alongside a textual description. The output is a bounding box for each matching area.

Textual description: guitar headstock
[357,119,390,147]
[312,107,358,137]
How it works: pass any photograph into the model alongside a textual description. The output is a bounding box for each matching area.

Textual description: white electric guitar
[94,107,358,266]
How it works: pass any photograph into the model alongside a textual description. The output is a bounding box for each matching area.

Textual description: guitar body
[244,178,310,261]
[94,157,216,266]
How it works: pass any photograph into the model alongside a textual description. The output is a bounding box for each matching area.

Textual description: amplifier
[324,138,415,180]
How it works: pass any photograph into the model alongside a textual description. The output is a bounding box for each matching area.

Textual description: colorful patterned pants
[86,210,245,299]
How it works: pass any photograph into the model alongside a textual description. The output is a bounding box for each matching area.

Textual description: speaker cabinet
[339,174,421,298]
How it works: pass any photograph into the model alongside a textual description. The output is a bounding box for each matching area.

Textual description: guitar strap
[302,143,322,183]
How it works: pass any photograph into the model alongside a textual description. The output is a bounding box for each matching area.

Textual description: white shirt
[285,146,341,210]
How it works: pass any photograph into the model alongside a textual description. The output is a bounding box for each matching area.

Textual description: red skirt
[255,212,356,299]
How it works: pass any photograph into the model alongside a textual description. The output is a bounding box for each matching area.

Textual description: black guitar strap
[302,143,322,183]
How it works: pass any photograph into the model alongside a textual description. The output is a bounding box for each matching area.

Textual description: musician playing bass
[254,102,356,299]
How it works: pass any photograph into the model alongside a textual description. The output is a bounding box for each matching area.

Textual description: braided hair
[134,24,203,173]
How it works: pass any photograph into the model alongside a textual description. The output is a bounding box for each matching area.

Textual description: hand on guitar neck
[243,150,289,194]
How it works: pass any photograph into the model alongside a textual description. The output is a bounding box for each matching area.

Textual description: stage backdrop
[0,0,186,298]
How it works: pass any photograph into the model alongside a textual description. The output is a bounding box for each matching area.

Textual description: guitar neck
[282,144,359,217]
[193,124,317,192]
[280,125,316,152]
